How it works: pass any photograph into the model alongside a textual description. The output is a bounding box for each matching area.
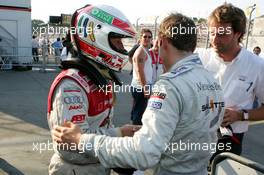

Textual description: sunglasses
[143,35,152,39]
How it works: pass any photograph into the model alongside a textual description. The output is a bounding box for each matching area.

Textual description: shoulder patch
[148,100,163,110]
[160,66,193,80]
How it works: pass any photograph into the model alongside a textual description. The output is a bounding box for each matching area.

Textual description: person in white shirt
[130,28,153,125]
[197,3,264,162]
[32,35,39,62]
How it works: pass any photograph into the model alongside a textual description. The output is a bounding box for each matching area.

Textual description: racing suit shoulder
[50,78,89,126]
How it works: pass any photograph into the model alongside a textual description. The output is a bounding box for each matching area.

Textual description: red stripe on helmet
[112,18,136,36]
[78,39,98,57]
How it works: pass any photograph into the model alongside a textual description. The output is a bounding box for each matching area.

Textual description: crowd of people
[31,35,72,63]
[46,3,264,175]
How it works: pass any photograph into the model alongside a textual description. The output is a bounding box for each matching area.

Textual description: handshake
[119,124,142,137]
[52,122,141,147]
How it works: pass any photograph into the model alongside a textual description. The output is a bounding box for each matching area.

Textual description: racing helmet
[71,4,136,71]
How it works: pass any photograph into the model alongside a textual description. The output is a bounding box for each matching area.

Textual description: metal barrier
[0,55,12,70]
[211,152,264,175]
[0,54,61,72]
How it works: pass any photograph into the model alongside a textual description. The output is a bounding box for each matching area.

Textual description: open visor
[108,32,134,55]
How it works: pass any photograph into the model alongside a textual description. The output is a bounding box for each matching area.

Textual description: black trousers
[130,87,149,125]
[32,48,39,62]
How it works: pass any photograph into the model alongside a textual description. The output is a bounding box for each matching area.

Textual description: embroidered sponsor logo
[69,105,83,110]
[71,114,86,124]
[101,54,123,69]
[64,96,83,104]
[96,100,111,111]
[190,58,202,64]
[151,92,166,99]
[196,82,222,92]
[201,97,224,113]
[91,7,114,24]
[148,101,162,110]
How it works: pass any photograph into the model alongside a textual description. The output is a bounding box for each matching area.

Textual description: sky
[31,0,264,24]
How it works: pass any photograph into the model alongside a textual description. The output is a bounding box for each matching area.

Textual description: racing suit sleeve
[49,78,121,137]
[78,79,182,170]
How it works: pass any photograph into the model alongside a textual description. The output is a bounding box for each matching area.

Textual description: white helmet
[71,4,136,71]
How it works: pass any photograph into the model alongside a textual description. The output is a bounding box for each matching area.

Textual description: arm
[49,79,88,127]
[128,44,139,64]
[49,78,100,163]
[222,105,264,126]
[222,63,264,125]
[84,80,180,169]
[133,47,149,97]
[54,80,181,169]
[246,105,264,121]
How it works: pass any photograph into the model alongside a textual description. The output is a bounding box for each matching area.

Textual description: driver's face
[110,37,125,51]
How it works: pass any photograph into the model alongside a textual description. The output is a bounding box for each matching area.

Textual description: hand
[120,124,141,137]
[52,122,81,146]
[221,108,242,127]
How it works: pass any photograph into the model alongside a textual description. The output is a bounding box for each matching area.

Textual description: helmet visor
[108,32,134,55]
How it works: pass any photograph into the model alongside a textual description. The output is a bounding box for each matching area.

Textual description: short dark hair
[158,13,197,52]
[208,3,246,43]
[254,46,261,51]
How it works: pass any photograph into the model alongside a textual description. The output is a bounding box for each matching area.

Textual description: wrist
[241,109,249,121]
[116,127,123,137]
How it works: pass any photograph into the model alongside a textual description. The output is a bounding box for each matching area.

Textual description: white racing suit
[47,68,121,175]
[78,54,225,175]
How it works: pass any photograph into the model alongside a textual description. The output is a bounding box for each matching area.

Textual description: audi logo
[64,96,83,104]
